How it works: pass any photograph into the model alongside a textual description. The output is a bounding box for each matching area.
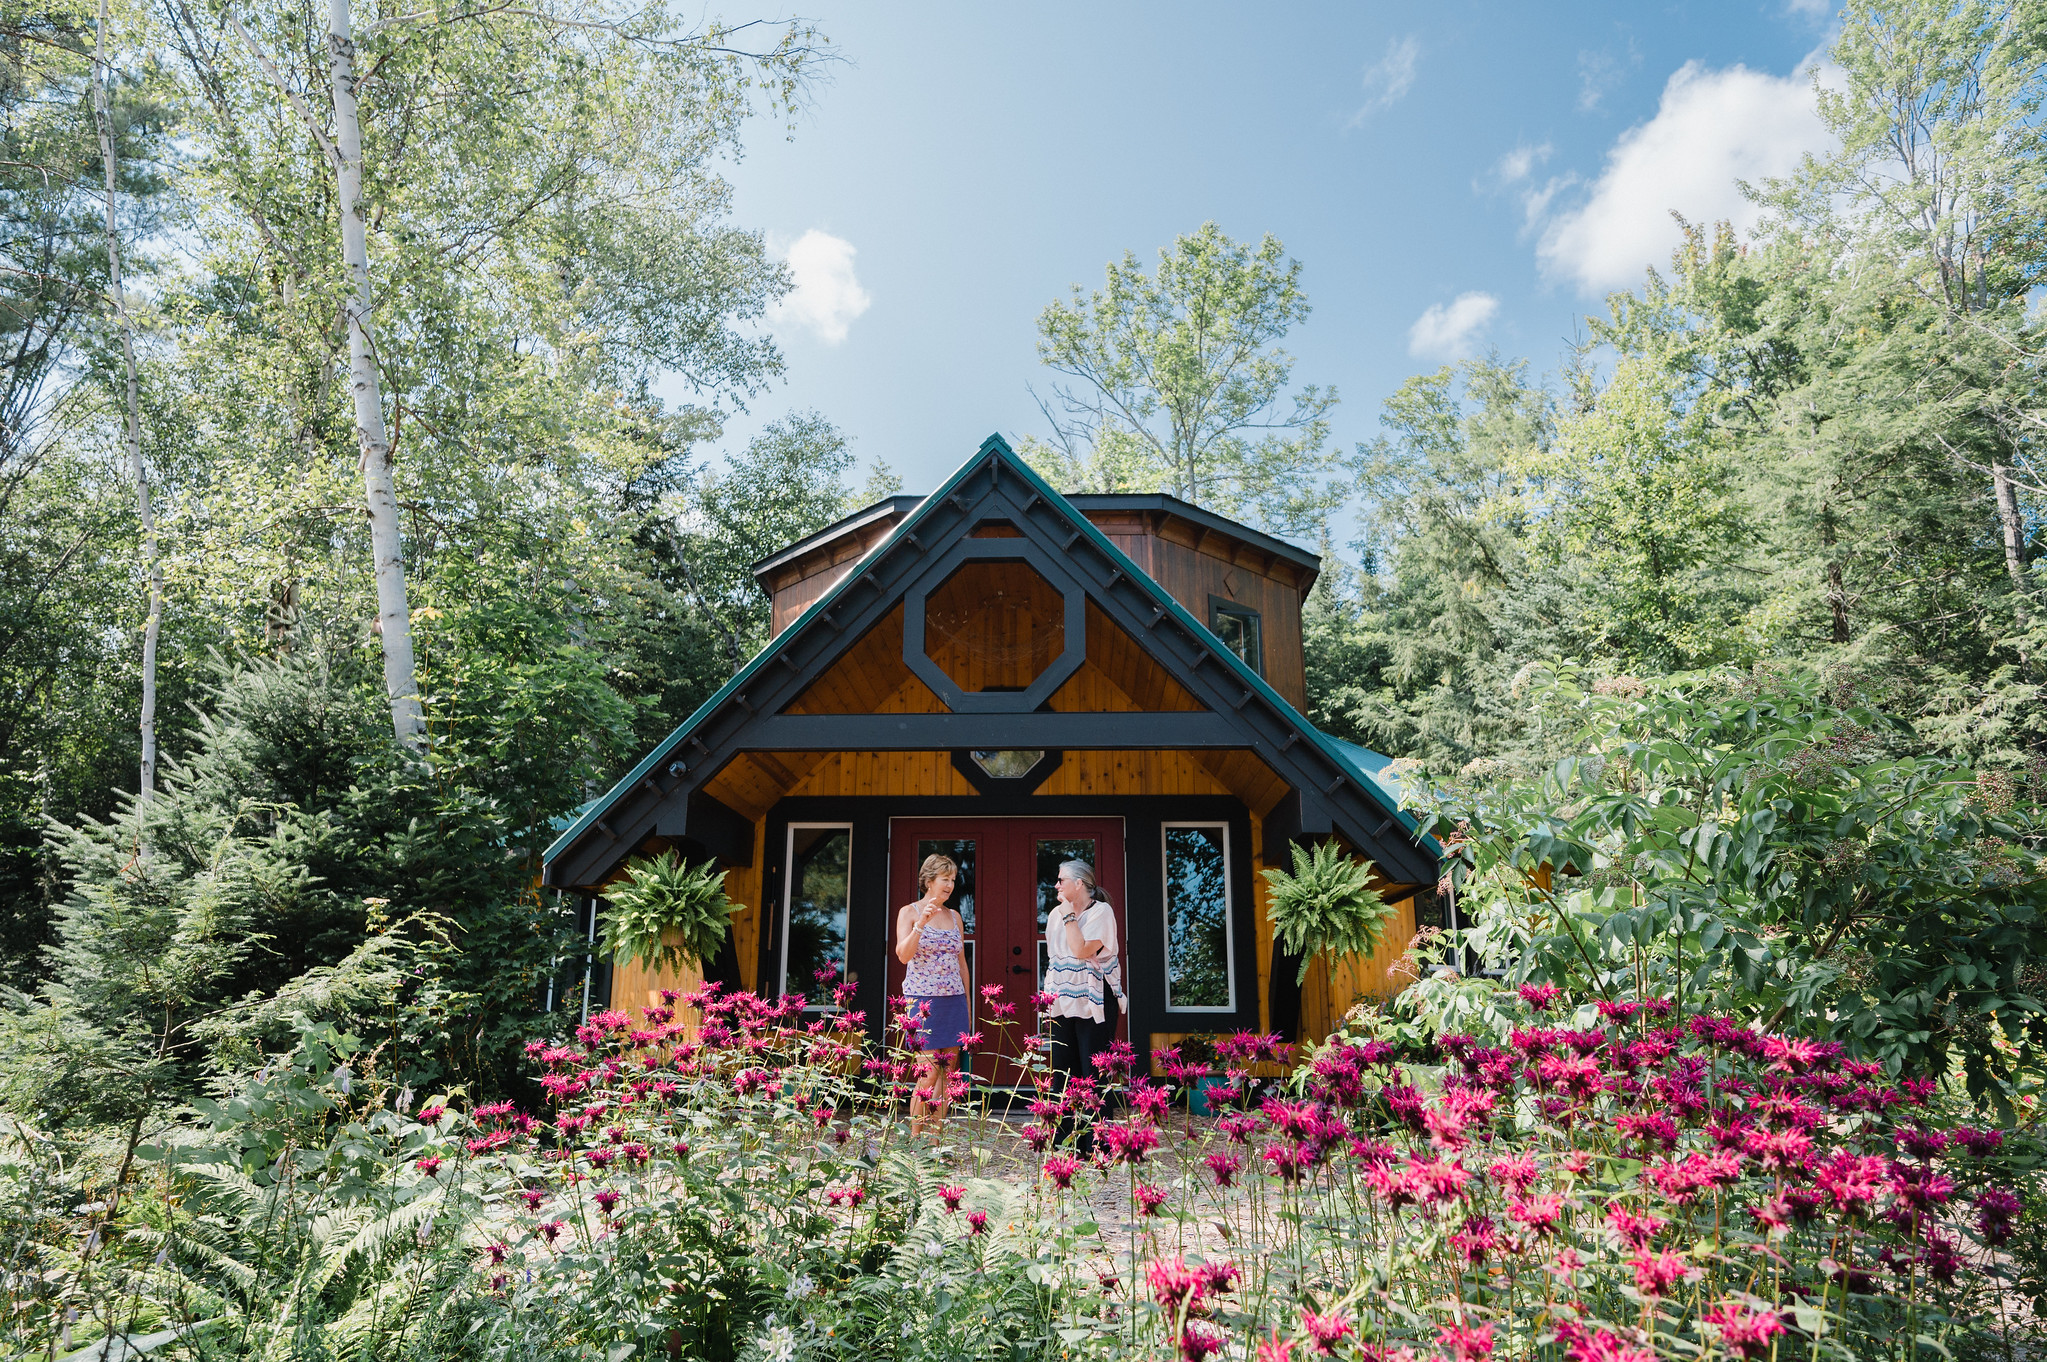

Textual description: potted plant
[1263,840,1396,1000]
[599,850,742,990]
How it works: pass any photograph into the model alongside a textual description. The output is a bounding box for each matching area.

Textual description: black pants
[1050,991,1120,1156]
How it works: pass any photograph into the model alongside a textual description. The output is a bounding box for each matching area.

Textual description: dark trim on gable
[1067,493,1322,577]
[544,436,1438,891]
[750,496,924,583]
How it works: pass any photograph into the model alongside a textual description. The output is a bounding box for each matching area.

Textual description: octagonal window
[922,560,1066,693]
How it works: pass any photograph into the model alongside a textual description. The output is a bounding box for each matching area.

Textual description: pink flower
[1042,1155,1081,1190]
[1703,1301,1784,1359]
[1409,1155,1470,1203]
[1097,1121,1160,1165]
[1816,1151,1889,1216]
[1487,1153,1539,1192]
[938,1183,966,1213]
[1148,1256,1205,1312]
[1257,1334,1296,1362]
[414,1157,442,1177]
[1519,983,1562,1012]
[1263,1142,1317,1183]
[1450,1214,1500,1263]
[1300,1308,1353,1355]
[416,1104,446,1123]
[1509,1192,1565,1236]
[1180,1321,1227,1362]
[519,1188,546,1211]
[1565,1330,1655,1362]
[593,1189,621,1214]
[966,1210,988,1235]
[1206,1151,1243,1187]
[534,1219,565,1243]
[1976,1186,2021,1245]
[1200,1260,1240,1294]
[1631,1248,1691,1297]
[1136,1183,1169,1216]
[1437,1322,1494,1362]
[1606,1203,1665,1249]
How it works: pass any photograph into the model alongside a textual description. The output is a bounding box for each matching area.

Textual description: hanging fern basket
[599,851,741,976]
[1262,841,1395,986]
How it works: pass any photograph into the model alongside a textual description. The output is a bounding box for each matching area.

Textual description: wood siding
[765,508,1313,710]
[1084,510,1311,710]
[762,515,901,636]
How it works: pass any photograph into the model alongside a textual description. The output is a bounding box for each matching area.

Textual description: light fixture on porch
[969,749,1044,780]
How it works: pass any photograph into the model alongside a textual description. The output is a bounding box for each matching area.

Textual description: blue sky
[677,2,1838,543]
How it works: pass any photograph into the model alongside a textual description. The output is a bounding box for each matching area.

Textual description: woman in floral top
[895,853,970,1136]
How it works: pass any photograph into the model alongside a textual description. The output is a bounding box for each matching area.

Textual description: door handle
[1010,964,1028,975]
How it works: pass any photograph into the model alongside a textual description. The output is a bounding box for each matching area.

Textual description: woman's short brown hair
[917,853,959,894]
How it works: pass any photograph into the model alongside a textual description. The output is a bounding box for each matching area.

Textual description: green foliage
[1261,840,1395,985]
[599,849,740,974]
[1028,221,1342,538]
[1414,663,2047,1106]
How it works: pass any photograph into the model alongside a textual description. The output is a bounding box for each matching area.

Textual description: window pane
[915,837,976,935]
[785,827,850,1001]
[1210,608,1262,676]
[1034,837,1097,931]
[1164,825,1231,1009]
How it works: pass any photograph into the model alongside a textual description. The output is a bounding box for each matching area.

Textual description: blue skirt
[910,992,972,1051]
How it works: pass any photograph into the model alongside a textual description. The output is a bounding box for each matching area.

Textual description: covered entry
[544,435,1441,1063]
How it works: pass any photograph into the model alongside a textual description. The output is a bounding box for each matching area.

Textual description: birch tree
[90,0,163,798]
[229,3,419,745]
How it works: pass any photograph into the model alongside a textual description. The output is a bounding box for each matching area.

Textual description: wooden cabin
[542,435,1441,1068]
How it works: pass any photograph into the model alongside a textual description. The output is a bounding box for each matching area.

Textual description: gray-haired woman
[1042,858,1123,1155]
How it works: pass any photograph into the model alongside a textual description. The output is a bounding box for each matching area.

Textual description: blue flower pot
[1189,1076,1230,1118]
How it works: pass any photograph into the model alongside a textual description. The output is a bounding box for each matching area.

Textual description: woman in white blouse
[1042,858,1123,1155]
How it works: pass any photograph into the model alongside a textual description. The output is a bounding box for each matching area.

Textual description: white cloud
[1494,141,1552,185]
[1408,292,1500,361]
[1536,57,1833,293]
[1348,36,1419,126]
[767,229,871,345]
[1576,45,1638,112]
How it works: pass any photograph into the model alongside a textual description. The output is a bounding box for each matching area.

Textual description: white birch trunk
[326,0,422,746]
[93,0,160,806]
[1993,460,2031,625]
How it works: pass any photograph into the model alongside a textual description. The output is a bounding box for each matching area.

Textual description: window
[1161,824,1234,1011]
[781,825,851,1005]
[1208,598,1263,676]
[970,749,1044,780]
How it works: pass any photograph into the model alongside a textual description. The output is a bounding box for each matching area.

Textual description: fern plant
[1263,841,1395,984]
[599,851,740,974]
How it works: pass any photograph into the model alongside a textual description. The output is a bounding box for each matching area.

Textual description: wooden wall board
[785,606,946,716]
[1295,893,1422,1041]
[766,516,901,637]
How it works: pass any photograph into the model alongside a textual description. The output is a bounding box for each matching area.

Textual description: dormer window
[1208,597,1263,676]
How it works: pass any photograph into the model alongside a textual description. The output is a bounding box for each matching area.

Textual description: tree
[1028,222,1341,539]
[1417,663,2047,1108]
[89,0,160,802]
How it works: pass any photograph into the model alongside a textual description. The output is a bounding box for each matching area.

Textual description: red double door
[886,817,1125,1083]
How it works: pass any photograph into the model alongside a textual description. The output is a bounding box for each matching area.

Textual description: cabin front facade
[542,436,1441,1069]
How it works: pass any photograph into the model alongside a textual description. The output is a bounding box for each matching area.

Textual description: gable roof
[544,435,1439,889]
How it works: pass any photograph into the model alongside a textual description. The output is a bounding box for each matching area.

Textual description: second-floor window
[1208,598,1263,676]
